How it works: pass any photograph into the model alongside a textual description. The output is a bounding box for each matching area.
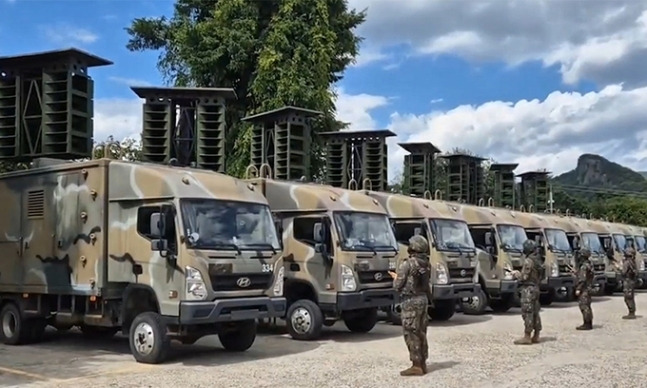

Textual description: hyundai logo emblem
[374,272,384,281]
[460,269,467,277]
[236,277,252,288]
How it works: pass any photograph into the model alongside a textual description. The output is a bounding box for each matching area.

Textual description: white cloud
[349,0,647,86]
[40,23,98,45]
[334,87,390,130]
[93,98,141,143]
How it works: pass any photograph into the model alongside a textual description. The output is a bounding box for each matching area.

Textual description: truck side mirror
[150,212,164,238]
[414,227,422,236]
[572,237,580,249]
[313,222,323,243]
[151,239,169,252]
[485,232,493,246]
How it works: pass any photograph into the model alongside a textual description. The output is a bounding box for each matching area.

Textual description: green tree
[93,136,143,161]
[125,0,365,178]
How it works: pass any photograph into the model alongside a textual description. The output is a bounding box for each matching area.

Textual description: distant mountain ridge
[553,153,647,193]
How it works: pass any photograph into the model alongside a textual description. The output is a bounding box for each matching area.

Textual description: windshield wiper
[351,245,377,255]
[373,245,398,253]
[210,242,242,255]
[245,243,277,254]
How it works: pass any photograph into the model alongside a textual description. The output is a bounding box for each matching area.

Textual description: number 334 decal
[261,263,273,273]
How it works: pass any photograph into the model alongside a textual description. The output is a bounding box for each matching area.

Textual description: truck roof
[364,191,462,220]
[1,158,269,205]
[246,178,387,214]
[448,203,523,227]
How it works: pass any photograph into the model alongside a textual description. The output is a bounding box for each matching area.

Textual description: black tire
[219,320,256,352]
[80,325,120,339]
[428,300,455,321]
[343,308,378,333]
[0,302,30,345]
[603,283,616,295]
[286,299,324,340]
[387,304,402,326]
[539,290,555,306]
[489,294,514,313]
[461,288,488,315]
[128,311,170,364]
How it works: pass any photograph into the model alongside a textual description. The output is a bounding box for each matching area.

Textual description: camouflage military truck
[512,212,576,305]
[628,224,647,289]
[607,222,646,288]
[245,177,398,340]
[453,203,524,313]
[363,192,480,322]
[556,216,607,294]
[0,158,286,364]
[583,218,625,294]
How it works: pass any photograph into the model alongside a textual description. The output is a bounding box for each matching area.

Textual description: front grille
[593,264,605,272]
[358,270,392,284]
[449,267,475,282]
[209,273,273,292]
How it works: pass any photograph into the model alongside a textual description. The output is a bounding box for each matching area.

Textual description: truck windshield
[334,211,398,252]
[613,234,627,252]
[496,224,527,252]
[545,228,571,253]
[430,218,475,251]
[581,232,604,254]
[180,199,280,251]
[635,236,646,253]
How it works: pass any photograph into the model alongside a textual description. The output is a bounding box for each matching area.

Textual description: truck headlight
[389,260,396,271]
[340,264,357,291]
[550,262,559,277]
[504,270,514,280]
[273,266,285,296]
[185,266,207,300]
[436,263,448,285]
[640,260,646,272]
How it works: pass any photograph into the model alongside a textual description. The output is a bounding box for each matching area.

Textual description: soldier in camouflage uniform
[389,235,433,376]
[510,239,543,345]
[574,247,594,330]
[622,247,638,319]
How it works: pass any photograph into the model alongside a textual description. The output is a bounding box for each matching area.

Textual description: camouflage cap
[408,235,429,254]
[522,239,537,255]
[578,247,591,258]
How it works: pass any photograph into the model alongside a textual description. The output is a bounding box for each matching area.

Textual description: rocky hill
[552,154,647,194]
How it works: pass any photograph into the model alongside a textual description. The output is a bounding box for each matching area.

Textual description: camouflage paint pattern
[362,191,478,291]
[608,222,646,277]
[548,215,607,276]
[245,179,397,307]
[0,159,284,317]
[447,203,525,292]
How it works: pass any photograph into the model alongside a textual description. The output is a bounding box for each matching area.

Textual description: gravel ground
[3,292,647,388]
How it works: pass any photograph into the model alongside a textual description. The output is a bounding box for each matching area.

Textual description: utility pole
[548,183,554,214]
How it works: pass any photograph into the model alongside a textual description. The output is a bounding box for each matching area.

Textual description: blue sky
[2,0,647,179]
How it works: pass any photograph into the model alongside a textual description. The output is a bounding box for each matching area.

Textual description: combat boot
[531,330,541,343]
[513,332,532,345]
[576,321,592,330]
[622,312,636,320]
[421,361,428,374]
[400,362,424,376]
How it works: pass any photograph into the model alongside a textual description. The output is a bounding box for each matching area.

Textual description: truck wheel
[386,304,402,326]
[539,292,554,306]
[286,299,323,340]
[80,325,119,339]
[461,288,488,315]
[343,308,378,333]
[219,320,256,352]
[0,302,30,345]
[428,300,455,321]
[128,311,170,364]
[489,295,513,313]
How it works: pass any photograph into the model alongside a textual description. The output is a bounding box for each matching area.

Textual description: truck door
[291,215,333,293]
[0,182,22,286]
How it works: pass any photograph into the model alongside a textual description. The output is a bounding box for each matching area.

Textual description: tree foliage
[125,0,365,178]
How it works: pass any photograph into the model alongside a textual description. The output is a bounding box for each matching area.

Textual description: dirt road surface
[2,292,646,388]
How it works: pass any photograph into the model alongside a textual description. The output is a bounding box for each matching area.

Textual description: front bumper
[547,275,575,292]
[500,280,517,294]
[178,296,286,325]
[433,283,479,300]
[605,271,619,286]
[593,273,607,290]
[336,288,399,311]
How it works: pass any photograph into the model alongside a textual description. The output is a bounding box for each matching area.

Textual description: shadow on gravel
[430,314,492,327]
[535,336,557,343]
[14,327,320,368]
[256,319,402,343]
[544,302,578,309]
[426,360,460,372]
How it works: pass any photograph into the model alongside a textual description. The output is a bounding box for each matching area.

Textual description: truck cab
[0,159,287,364]
[513,212,576,305]
[608,222,646,288]
[364,192,479,322]
[557,216,607,294]
[455,204,523,313]
[246,178,399,340]
[628,224,647,289]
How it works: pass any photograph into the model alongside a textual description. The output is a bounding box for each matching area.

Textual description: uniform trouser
[401,296,429,364]
[624,278,636,313]
[520,286,542,334]
[578,289,593,323]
